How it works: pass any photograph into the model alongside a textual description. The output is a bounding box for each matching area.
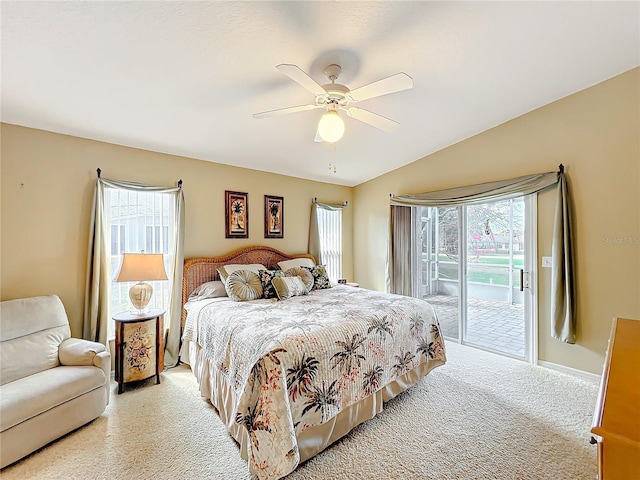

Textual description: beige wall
[353,68,640,374]
[0,125,353,337]
[2,68,638,375]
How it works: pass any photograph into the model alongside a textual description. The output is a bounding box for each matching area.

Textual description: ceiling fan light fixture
[255,63,413,142]
[317,110,345,143]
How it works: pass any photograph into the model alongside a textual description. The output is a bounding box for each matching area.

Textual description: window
[106,188,176,338]
[315,206,342,282]
[110,225,125,255]
[145,225,169,254]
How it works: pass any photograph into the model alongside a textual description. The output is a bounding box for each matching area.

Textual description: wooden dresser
[591,317,640,479]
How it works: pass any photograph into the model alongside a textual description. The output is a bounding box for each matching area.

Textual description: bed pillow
[284,266,314,293]
[271,276,309,301]
[304,265,332,290]
[224,269,263,302]
[218,263,267,282]
[258,269,285,299]
[188,280,227,301]
[277,257,315,271]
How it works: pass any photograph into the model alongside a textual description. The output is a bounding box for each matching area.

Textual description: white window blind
[316,207,342,282]
[106,188,175,338]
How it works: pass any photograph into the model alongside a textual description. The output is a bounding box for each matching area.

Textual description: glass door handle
[519,269,524,292]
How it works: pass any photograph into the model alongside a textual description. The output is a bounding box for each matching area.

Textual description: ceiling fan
[253,64,413,143]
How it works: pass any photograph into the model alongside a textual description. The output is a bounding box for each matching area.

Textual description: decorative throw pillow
[188,280,227,301]
[277,257,315,271]
[271,276,308,301]
[224,269,263,301]
[218,264,267,282]
[284,267,314,293]
[258,269,285,299]
[304,265,332,290]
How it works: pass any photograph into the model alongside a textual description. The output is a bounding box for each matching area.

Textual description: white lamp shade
[317,110,345,143]
[114,253,168,282]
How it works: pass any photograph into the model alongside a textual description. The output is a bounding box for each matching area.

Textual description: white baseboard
[537,360,601,383]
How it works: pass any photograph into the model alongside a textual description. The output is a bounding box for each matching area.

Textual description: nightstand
[113,309,165,394]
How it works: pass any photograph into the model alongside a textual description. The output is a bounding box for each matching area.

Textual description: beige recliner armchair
[0,295,110,468]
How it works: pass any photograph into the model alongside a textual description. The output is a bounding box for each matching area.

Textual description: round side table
[113,309,165,394]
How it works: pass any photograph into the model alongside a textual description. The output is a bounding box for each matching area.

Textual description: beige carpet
[1,341,599,480]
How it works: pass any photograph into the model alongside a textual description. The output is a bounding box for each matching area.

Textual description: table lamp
[114,253,168,314]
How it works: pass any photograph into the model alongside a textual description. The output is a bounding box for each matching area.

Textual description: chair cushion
[0,295,69,342]
[0,295,71,385]
[0,365,106,432]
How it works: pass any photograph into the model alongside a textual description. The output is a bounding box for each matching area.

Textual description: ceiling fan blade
[253,104,320,119]
[349,73,413,102]
[344,107,400,132]
[276,64,326,96]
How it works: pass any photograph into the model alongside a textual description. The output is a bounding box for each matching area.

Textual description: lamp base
[129,282,153,315]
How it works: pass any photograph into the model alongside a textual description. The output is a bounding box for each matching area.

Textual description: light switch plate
[542,256,552,268]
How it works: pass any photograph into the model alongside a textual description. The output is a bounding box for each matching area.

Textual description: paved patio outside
[424,294,525,358]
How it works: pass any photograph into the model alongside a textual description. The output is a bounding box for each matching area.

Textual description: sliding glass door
[464,199,525,357]
[418,196,535,360]
[419,206,460,340]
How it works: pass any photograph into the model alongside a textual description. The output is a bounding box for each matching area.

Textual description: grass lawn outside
[435,254,524,287]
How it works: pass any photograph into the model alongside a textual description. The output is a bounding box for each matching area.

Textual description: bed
[179,246,446,479]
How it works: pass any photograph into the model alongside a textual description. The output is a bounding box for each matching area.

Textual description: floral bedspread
[182,284,446,479]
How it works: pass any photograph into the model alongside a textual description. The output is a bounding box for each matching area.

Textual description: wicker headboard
[181,245,315,329]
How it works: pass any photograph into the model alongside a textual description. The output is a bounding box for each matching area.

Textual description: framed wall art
[225,191,249,238]
[264,195,284,239]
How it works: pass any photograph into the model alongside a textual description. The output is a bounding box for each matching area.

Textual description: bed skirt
[180,339,445,464]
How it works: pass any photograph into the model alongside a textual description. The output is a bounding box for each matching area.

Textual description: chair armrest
[93,350,111,372]
[59,337,106,366]
[60,338,111,405]
[94,350,112,405]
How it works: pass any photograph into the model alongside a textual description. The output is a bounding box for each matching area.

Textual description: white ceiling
[2,2,638,187]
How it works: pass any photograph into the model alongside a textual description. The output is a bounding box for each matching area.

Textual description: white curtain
[309,200,346,282]
[83,175,185,365]
[389,167,575,344]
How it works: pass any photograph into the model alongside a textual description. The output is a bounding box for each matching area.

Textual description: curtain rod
[312,197,348,206]
[96,168,182,188]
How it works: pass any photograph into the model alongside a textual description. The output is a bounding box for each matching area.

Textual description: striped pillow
[271,276,308,301]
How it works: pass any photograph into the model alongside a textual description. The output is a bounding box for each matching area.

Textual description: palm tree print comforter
[183,284,446,479]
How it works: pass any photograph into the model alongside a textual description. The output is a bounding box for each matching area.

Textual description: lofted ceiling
[1,1,638,187]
